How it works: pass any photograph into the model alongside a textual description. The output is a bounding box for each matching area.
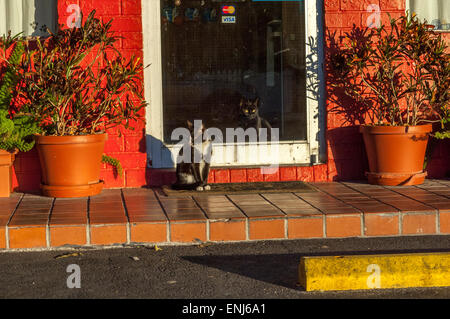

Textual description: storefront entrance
[143,0,323,168]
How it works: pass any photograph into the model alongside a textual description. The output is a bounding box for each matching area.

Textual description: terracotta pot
[0,149,17,197]
[360,124,433,186]
[35,134,107,198]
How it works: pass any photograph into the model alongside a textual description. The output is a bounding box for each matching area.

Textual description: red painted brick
[263,168,280,182]
[324,0,340,11]
[78,0,95,14]
[107,16,142,32]
[146,169,163,187]
[11,157,22,175]
[102,49,144,65]
[328,143,361,161]
[163,171,177,186]
[342,12,363,28]
[313,164,328,182]
[124,135,146,152]
[15,156,41,173]
[341,0,362,10]
[94,0,121,15]
[335,159,365,181]
[112,152,147,169]
[58,1,81,25]
[327,160,339,181]
[426,159,448,179]
[214,169,230,183]
[247,168,264,182]
[121,32,143,49]
[297,166,314,182]
[207,171,215,184]
[11,169,19,191]
[104,135,124,153]
[57,0,76,13]
[361,11,404,29]
[379,0,405,11]
[120,119,146,136]
[280,167,297,181]
[125,168,147,187]
[325,12,360,28]
[325,13,343,28]
[341,0,380,10]
[16,147,39,159]
[100,169,125,188]
[230,169,247,183]
[122,0,141,16]
[14,173,41,193]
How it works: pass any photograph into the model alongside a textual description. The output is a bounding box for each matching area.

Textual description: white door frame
[142,0,324,169]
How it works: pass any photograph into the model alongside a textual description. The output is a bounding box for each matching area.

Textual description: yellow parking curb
[298,252,450,291]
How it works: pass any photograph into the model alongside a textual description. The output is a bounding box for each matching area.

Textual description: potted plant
[0,33,40,197]
[15,11,146,197]
[329,14,449,185]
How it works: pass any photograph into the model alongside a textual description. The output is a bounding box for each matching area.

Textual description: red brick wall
[325,0,404,182]
[11,0,450,192]
[12,0,147,192]
[325,0,450,181]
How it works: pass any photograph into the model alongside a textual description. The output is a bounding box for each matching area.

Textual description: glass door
[143,0,321,168]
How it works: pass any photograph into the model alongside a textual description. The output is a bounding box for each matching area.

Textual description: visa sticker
[221,16,236,24]
[221,5,236,15]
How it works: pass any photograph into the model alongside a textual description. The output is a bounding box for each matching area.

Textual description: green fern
[0,34,40,152]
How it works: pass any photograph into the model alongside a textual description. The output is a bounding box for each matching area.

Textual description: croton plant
[14,10,147,137]
[328,14,449,137]
[8,10,148,175]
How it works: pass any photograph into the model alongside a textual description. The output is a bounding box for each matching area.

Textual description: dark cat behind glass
[239,97,272,138]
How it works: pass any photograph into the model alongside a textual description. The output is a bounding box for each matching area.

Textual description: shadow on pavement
[182,248,450,290]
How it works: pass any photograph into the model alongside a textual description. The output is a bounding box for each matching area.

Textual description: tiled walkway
[1,180,449,249]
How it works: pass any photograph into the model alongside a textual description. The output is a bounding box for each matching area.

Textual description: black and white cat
[239,97,272,135]
[173,120,212,191]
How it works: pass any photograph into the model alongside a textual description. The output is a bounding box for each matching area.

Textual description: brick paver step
[0,180,449,250]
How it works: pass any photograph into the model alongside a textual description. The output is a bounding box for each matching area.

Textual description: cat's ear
[240,98,244,108]
[186,120,193,129]
[254,97,259,105]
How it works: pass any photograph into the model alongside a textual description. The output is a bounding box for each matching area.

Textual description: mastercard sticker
[221,5,236,15]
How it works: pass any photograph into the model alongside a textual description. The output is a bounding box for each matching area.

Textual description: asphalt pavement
[0,235,449,299]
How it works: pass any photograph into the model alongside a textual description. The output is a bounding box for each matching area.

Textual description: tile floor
[0,180,449,249]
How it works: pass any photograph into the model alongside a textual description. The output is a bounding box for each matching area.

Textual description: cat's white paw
[196,186,204,191]
[203,185,211,191]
